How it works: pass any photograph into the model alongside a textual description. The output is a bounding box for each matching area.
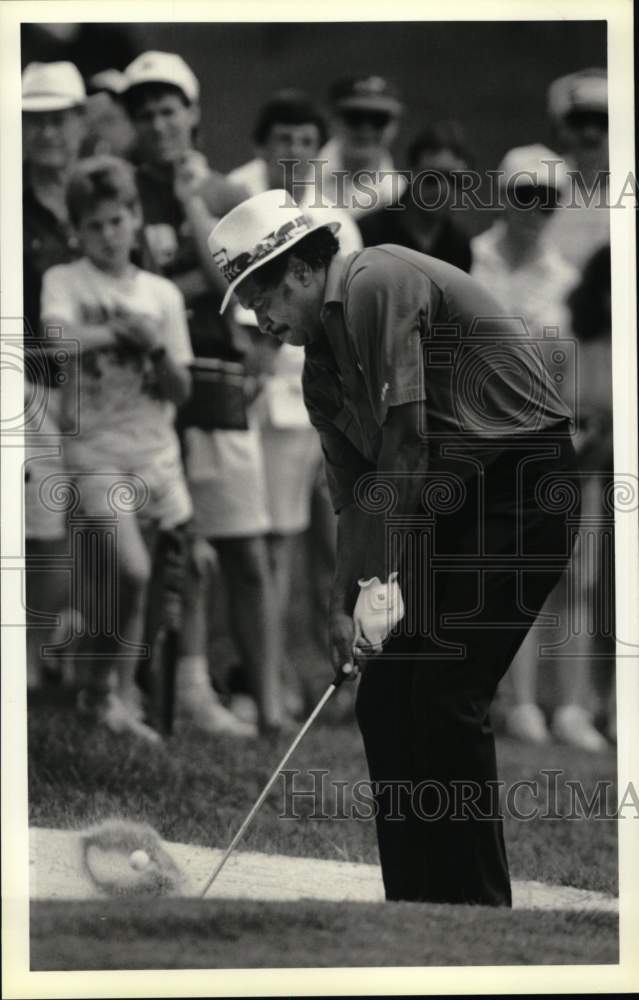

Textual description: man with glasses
[546,68,609,268]
[320,75,406,217]
[471,144,607,753]
[359,121,473,272]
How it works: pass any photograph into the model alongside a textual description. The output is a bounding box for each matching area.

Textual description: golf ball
[129,849,150,871]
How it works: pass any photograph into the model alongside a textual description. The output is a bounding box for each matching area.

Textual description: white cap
[498,144,568,191]
[123,51,199,103]
[548,68,607,121]
[208,190,340,314]
[88,69,127,96]
[22,61,86,112]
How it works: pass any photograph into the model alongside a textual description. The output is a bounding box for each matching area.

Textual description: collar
[322,252,350,309]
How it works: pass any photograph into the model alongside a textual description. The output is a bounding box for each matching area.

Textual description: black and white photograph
[1,0,638,996]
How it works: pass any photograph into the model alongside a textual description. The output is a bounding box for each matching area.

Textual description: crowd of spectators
[22,51,613,749]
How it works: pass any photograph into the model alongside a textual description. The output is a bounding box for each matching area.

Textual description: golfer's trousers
[355,435,580,906]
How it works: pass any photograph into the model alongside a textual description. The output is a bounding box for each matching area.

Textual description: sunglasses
[564,110,608,132]
[339,109,393,130]
[508,185,559,212]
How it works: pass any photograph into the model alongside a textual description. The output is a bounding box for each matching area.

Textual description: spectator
[22,61,86,690]
[546,68,609,268]
[566,244,615,742]
[321,75,406,217]
[228,89,362,248]
[23,61,85,340]
[359,121,473,271]
[122,51,280,736]
[228,90,362,714]
[471,144,606,750]
[40,155,193,742]
[81,70,137,160]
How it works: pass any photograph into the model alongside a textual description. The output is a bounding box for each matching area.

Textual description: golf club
[199,662,355,899]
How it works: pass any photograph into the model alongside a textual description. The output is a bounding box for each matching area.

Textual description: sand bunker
[29,826,618,913]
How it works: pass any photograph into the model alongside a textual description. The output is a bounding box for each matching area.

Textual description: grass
[30,898,618,970]
[27,682,619,969]
[27,688,618,894]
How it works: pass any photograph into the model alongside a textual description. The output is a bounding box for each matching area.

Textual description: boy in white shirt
[41,155,193,742]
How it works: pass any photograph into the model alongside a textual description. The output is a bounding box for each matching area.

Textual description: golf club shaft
[200,681,338,899]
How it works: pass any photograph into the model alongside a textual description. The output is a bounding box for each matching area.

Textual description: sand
[29,826,618,912]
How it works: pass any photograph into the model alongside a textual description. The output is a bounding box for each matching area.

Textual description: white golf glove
[353,571,405,653]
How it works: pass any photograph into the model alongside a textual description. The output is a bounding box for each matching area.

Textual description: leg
[215,535,282,733]
[25,536,69,689]
[356,441,579,905]
[72,484,159,742]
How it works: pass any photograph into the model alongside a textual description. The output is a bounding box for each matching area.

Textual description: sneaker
[78,690,162,744]
[228,693,259,725]
[552,705,609,752]
[176,694,258,738]
[505,703,550,744]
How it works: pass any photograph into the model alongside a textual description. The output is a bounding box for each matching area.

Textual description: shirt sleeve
[40,265,79,328]
[158,280,194,366]
[344,250,429,424]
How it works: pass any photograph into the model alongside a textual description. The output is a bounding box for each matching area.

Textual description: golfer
[209,190,578,907]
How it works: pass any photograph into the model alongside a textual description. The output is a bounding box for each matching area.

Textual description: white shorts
[184,426,271,539]
[260,426,323,534]
[63,438,192,530]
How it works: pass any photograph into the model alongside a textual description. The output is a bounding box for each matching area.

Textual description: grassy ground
[30,897,618,970]
[27,680,618,970]
[27,688,618,894]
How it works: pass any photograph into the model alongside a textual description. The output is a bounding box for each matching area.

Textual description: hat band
[213,214,310,285]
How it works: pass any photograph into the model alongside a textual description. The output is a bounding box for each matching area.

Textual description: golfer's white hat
[547,69,607,121]
[498,144,568,191]
[123,51,199,103]
[22,61,86,112]
[208,190,340,314]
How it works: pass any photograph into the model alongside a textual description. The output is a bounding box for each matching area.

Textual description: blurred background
[21,19,606,234]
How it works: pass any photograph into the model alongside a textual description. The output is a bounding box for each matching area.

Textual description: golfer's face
[237,270,313,348]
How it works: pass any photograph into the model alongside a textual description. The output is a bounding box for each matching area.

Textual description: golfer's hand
[329,611,359,682]
[352,572,405,656]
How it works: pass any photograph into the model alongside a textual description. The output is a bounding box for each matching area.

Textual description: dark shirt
[358,206,472,273]
[23,171,82,387]
[303,245,572,513]
[135,161,247,360]
[23,172,81,336]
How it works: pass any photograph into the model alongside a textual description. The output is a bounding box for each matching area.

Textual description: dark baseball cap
[329,75,403,116]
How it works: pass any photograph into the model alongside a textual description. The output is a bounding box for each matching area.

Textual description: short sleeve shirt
[303,245,573,512]
[41,257,193,465]
[136,161,247,360]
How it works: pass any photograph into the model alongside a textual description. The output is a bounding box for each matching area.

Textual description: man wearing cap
[122,52,283,736]
[321,75,406,217]
[545,68,609,268]
[22,62,87,690]
[22,61,86,340]
[208,190,579,905]
[471,145,607,753]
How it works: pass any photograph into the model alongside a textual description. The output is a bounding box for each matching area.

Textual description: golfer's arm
[331,401,429,613]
